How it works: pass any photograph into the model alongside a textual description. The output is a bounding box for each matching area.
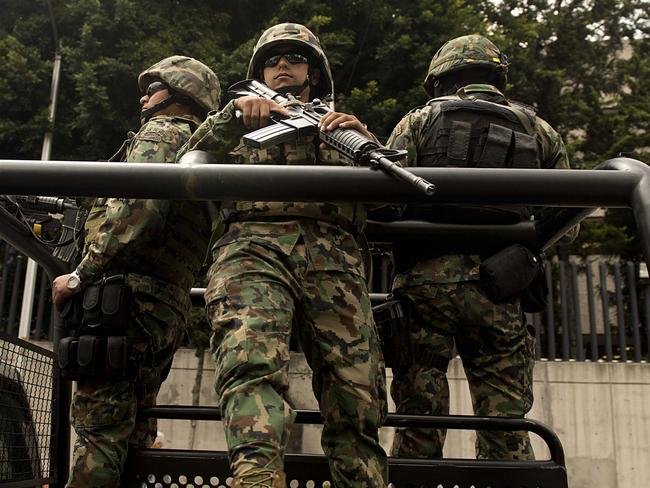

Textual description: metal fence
[0,331,58,486]
[2,238,649,363]
[532,258,649,362]
[0,242,54,341]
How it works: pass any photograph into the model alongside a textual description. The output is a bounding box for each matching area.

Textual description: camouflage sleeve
[535,116,579,241]
[386,104,438,168]
[75,120,186,282]
[368,106,433,220]
[536,116,570,170]
[176,100,246,163]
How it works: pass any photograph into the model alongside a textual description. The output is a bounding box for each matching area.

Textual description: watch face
[67,274,81,290]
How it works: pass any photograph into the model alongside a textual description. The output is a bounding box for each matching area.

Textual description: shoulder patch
[136,126,175,144]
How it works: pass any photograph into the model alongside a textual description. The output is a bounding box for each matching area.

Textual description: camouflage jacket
[387,84,573,285]
[76,114,212,315]
[176,100,368,303]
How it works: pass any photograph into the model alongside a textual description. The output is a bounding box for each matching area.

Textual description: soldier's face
[140,81,171,123]
[264,46,309,90]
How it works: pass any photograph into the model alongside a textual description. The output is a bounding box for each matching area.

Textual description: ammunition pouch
[59,295,84,331]
[479,244,548,312]
[82,274,131,332]
[372,297,411,369]
[57,274,135,381]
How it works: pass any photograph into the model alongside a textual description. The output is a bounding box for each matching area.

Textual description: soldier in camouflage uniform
[51,55,220,487]
[386,35,574,460]
[176,23,388,488]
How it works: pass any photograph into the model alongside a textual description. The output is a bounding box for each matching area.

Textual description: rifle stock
[228,79,435,196]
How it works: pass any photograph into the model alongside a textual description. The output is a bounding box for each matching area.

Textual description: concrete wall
[157,349,650,488]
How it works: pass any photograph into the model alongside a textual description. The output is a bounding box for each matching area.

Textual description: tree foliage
[0,0,649,254]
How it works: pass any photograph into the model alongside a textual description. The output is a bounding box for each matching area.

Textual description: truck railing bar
[0,157,642,207]
[139,406,565,465]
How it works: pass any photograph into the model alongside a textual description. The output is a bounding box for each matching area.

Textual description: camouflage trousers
[66,292,184,488]
[390,280,535,460]
[207,239,388,487]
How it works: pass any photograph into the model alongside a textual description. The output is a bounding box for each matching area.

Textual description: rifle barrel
[371,152,436,196]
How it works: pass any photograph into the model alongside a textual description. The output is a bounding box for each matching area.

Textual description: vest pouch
[58,337,79,380]
[513,131,538,168]
[100,274,130,332]
[105,336,130,379]
[77,335,105,378]
[480,244,541,304]
[477,123,512,168]
[82,282,102,327]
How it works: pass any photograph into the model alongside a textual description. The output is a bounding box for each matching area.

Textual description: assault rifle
[228,79,436,196]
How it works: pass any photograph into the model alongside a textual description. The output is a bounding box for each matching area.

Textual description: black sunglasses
[145,81,168,97]
[263,53,309,68]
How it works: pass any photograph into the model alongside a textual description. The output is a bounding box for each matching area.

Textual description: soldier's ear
[309,67,321,86]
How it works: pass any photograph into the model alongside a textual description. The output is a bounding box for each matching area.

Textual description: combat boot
[231,468,286,488]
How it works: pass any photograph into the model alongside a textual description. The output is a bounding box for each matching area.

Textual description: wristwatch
[66,270,82,291]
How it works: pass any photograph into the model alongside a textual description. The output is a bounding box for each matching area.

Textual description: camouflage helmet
[423,34,508,97]
[138,55,221,113]
[247,23,334,100]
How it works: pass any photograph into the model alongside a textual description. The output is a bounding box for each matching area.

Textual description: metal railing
[533,258,649,362]
[0,242,55,341]
[1,158,650,363]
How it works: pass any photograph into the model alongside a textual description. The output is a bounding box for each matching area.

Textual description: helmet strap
[275,78,310,99]
[433,78,462,98]
[140,96,176,123]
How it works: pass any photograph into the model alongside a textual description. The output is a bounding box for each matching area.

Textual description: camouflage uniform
[177,23,388,488]
[387,35,572,461]
[66,56,219,488]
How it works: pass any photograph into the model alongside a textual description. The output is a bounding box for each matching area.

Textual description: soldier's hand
[318,112,375,149]
[51,274,81,310]
[234,96,290,129]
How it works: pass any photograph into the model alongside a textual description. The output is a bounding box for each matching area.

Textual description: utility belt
[220,211,362,237]
[57,273,136,381]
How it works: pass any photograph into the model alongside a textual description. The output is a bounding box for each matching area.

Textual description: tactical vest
[406,95,541,223]
[124,117,210,291]
[418,96,539,169]
[220,137,364,232]
[128,199,211,291]
[84,117,211,292]
[395,94,541,271]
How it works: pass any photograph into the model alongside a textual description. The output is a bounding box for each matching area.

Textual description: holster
[57,273,133,381]
[58,336,79,380]
[372,297,411,369]
[77,335,104,378]
[479,244,548,310]
[59,295,84,331]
